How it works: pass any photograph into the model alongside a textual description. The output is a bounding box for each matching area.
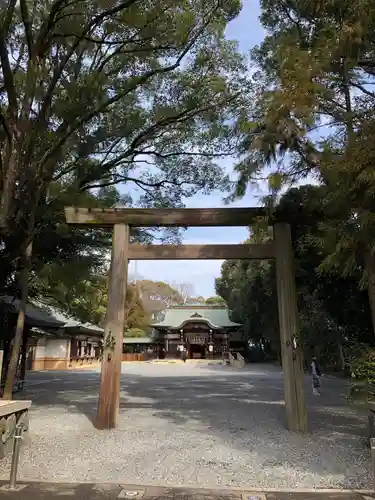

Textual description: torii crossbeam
[65,207,307,433]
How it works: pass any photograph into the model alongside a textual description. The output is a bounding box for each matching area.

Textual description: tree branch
[37,0,141,121]
[40,0,223,170]
[55,90,237,186]
[83,175,188,192]
[12,40,26,74]
[351,81,375,99]
[39,40,207,173]
[19,0,34,59]
[53,33,136,45]
[35,0,81,56]
[0,108,12,144]
[128,92,239,153]
[98,43,177,74]
[358,59,375,74]
[93,3,172,72]
[0,0,18,115]
[132,149,230,159]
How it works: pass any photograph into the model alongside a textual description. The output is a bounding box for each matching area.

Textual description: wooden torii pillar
[65,207,307,432]
[274,223,307,432]
[97,224,129,429]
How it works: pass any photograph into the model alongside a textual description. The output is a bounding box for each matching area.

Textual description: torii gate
[65,206,307,433]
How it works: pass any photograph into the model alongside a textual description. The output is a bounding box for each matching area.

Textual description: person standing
[311,356,322,395]
[181,346,187,363]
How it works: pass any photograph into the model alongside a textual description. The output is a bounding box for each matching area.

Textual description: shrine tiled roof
[151,306,241,330]
[0,296,103,336]
[0,296,64,328]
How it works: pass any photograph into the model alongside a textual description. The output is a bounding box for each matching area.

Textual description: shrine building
[151,305,242,359]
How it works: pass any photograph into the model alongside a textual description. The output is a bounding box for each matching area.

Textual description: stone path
[0,363,371,489]
[0,482,373,500]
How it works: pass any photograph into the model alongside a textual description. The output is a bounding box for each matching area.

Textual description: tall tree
[232,0,375,194]
[0,0,246,237]
[0,0,247,397]
[171,282,196,304]
[137,279,183,319]
[124,284,150,333]
[216,243,279,352]
[36,265,150,332]
[229,0,375,339]
[217,185,373,369]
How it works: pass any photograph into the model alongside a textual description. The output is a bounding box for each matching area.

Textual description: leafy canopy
[216,185,373,369]
[231,0,375,197]
[0,0,247,235]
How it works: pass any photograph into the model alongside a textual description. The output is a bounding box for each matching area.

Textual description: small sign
[241,494,266,500]
[187,336,206,345]
[118,490,144,498]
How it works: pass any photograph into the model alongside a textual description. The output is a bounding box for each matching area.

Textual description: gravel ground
[0,363,371,489]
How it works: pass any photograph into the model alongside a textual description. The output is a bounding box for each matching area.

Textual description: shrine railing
[228,352,235,366]
[237,352,245,368]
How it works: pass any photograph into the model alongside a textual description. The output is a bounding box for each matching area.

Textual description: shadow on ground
[0,482,371,500]
[14,365,370,489]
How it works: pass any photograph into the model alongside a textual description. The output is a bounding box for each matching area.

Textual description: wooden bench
[0,400,31,459]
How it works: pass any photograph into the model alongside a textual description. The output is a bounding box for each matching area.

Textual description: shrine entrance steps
[150,358,224,365]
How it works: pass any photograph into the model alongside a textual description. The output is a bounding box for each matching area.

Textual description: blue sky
[130,1,266,297]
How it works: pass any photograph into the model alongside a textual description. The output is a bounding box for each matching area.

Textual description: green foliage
[35,254,150,333]
[186,296,206,304]
[0,0,249,298]
[124,328,148,338]
[124,284,150,332]
[216,238,279,350]
[351,352,375,384]
[0,0,246,214]
[36,269,108,326]
[315,118,375,284]
[226,0,375,349]
[136,280,183,316]
[233,0,375,192]
[217,185,373,368]
[347,345,375,404]
[205,295,226,305]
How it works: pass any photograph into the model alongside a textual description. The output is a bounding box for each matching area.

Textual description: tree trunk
[20,328,29,381]
[0,148,19,230]
[365,251,375,337]
[337,341,345,372]
[2,242,32,400]
[0,350,3,385]
[1,339,11,385]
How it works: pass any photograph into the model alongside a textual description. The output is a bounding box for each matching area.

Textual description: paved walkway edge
[4,478,373,494]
